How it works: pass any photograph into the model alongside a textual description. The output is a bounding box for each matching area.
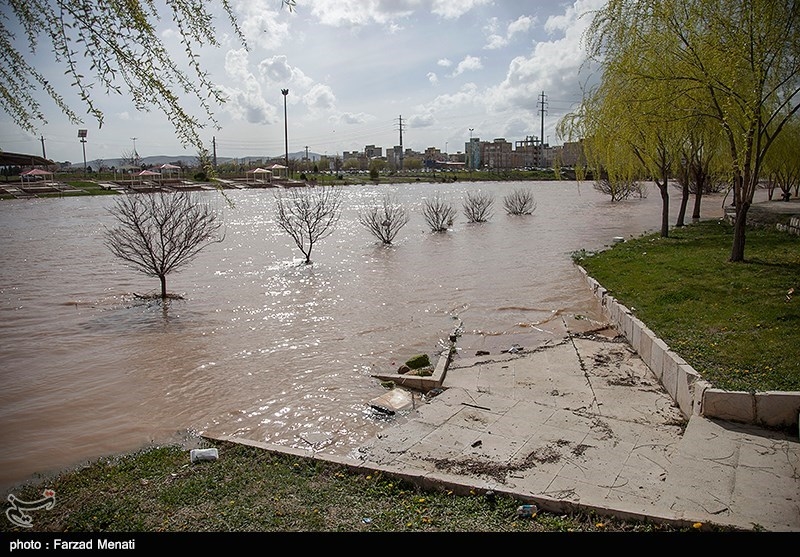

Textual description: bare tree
[593,178,642,202]
[462,191,495,223]
[104,191,224,299]
[503,188,537,215]
[422,192,456,232]
[359,193,409,245]
[119,149,140,169]
[274,185,343,264]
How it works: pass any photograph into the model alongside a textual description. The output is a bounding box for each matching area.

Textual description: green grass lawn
[1,440,736,533]
[574,219,800,393]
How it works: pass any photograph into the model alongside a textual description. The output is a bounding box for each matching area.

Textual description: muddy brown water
[0,180,734,491]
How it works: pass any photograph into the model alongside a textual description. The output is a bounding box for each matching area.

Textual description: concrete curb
[577,265,800,433]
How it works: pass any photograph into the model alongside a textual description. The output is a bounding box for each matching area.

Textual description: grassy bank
[574,219,800,393]
[1,439,737,533]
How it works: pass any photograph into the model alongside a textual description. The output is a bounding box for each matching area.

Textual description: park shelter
[20,168,55,183]
[137,169,161,184]
[246,167,272,185]
[267,163,288,179]
[159,163,182,179]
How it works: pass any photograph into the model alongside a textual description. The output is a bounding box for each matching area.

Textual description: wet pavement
[215,312,800,532]
[351,315,800,532]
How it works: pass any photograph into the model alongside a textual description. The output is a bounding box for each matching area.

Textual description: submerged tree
[274,185,343,264]
[359,193,409,245]
[503,188,537,215]
[593,177,643,203]
[462,191,495,223]
[422,192,456,232]
[104,191,224,299]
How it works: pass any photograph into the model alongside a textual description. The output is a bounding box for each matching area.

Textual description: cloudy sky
[1,0,606,164]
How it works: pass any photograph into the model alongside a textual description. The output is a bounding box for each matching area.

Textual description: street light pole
[468,128,474,172]
[78,129,87,177]
[282,88,289,176]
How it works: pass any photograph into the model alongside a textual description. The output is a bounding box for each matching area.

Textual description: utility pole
[282,89,289,175]
[131,137,139,167]
[469,128,474,171]
[40,135,46,160]
[396,115,405,171]
[212,136,217,168]
[538,91,547,166]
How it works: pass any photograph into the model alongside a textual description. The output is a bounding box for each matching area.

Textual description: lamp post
[468,128,474,172]
[78,129,87,177]
[282,88,289,177]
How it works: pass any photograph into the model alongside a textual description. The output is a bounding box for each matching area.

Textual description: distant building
[481,138,513,171]
[557,140,586,167]
[464,137,481,170]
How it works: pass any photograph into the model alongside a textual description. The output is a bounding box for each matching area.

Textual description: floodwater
[0,180,731,491]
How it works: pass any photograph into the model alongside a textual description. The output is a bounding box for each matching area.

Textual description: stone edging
[577,265,800,431]
[776,216,800,236]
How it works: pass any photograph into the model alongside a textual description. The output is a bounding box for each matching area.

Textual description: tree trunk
[691,187,703,220]
[729,201,750,262]
[160,275,167,299]
[659,182,669,237]
[675,182,689,227]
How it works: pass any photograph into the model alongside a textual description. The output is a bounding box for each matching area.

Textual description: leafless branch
[103,191,224,299]
[359,193,410,244]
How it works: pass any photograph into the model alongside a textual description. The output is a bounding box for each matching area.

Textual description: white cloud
[486,0,602,117]
[427,72,439,84]
[335,112,372,125]
[430,0,492,19]
[437,58,452,67]
[307,0,416,27]
[219,49,276,125]
[422,83,482,113]
[304,84,336,110]
[484,15,535,49]
[508,15,534,37]
[232,0,291,48]
[408,113,435,128]
[449,55,483,77]
[484,34,508,50]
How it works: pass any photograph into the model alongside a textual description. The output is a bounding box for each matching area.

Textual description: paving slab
[352,331,800,532]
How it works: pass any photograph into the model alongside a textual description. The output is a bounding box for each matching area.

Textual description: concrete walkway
[352,315,800,532]
[214,312,799,531]
[350,319,800,531]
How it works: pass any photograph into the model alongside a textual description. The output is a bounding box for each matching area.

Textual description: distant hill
[72,151,323,170]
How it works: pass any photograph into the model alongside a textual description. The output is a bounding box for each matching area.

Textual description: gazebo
[20,168,55,183]
[267,164,288,180]
[246,167,272,185]
[159,163,182,181]
[137,169,161,185]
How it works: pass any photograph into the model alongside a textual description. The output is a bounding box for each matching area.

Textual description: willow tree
[582,0,800,262]
[679,114,729,222]
[763,116,800,202]
[1,0,295,156]
[558,37,684,237]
